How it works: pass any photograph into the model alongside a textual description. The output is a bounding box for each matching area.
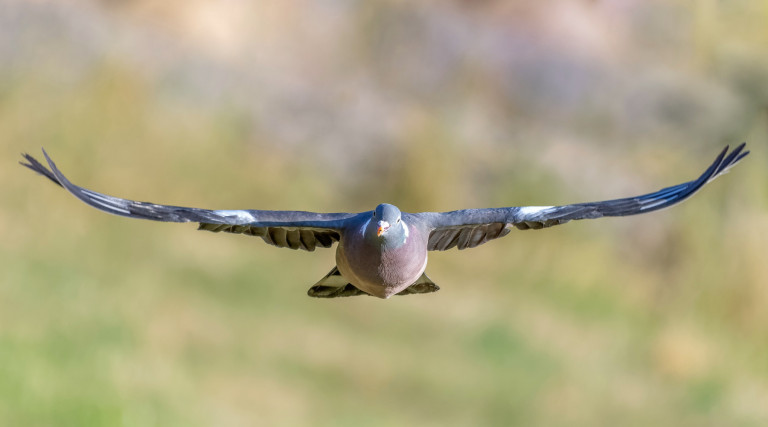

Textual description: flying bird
[21,144,748,299]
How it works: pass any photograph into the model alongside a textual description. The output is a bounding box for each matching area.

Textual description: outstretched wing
[417,143,749,251]
[21,150,361,251]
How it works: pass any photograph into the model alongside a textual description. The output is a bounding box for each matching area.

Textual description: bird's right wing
[416,143,749,251]
[21,150,362,251]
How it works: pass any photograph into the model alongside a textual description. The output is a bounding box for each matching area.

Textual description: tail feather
[307,267,367,298]
[307,267,440,298]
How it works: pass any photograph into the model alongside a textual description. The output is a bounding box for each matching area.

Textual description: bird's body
[20,144,749,299]
[336,209,428,298]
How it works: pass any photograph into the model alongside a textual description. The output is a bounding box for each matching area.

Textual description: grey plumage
[20,144,749,299]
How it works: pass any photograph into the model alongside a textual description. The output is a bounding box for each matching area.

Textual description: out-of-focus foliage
[2,0,767,425]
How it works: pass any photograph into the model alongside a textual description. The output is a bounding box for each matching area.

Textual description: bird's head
[370,203,407,245]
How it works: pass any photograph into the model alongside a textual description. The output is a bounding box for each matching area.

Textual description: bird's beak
[377,221,390,237]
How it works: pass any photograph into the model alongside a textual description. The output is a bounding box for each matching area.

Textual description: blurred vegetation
[2,0,768,426]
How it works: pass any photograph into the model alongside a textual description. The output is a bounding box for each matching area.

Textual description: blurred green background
[2,1,768,425]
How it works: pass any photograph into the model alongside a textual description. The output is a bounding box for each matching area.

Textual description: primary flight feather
[21,144,749,298]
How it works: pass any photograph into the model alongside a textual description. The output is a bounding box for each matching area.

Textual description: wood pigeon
[20,144,748,299]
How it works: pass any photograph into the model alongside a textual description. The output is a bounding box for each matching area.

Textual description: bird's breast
[336,227,428,298]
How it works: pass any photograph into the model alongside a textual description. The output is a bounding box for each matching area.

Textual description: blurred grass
[2,1,768,426]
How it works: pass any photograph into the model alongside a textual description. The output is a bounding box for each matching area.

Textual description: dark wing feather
[417,143,749,251]
[21,150,359,251]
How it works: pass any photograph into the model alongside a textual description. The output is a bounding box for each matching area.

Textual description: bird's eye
[396,218,400,223]
[373,212,376,218]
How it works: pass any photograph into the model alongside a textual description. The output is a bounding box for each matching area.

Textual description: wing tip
[20,149,64,188]
[712,142,749,179]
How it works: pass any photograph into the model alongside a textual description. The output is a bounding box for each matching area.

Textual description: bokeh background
[2,1,768,425]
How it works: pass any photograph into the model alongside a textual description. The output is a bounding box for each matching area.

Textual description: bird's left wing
[415,143,749,251]
[21,150,360,251]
